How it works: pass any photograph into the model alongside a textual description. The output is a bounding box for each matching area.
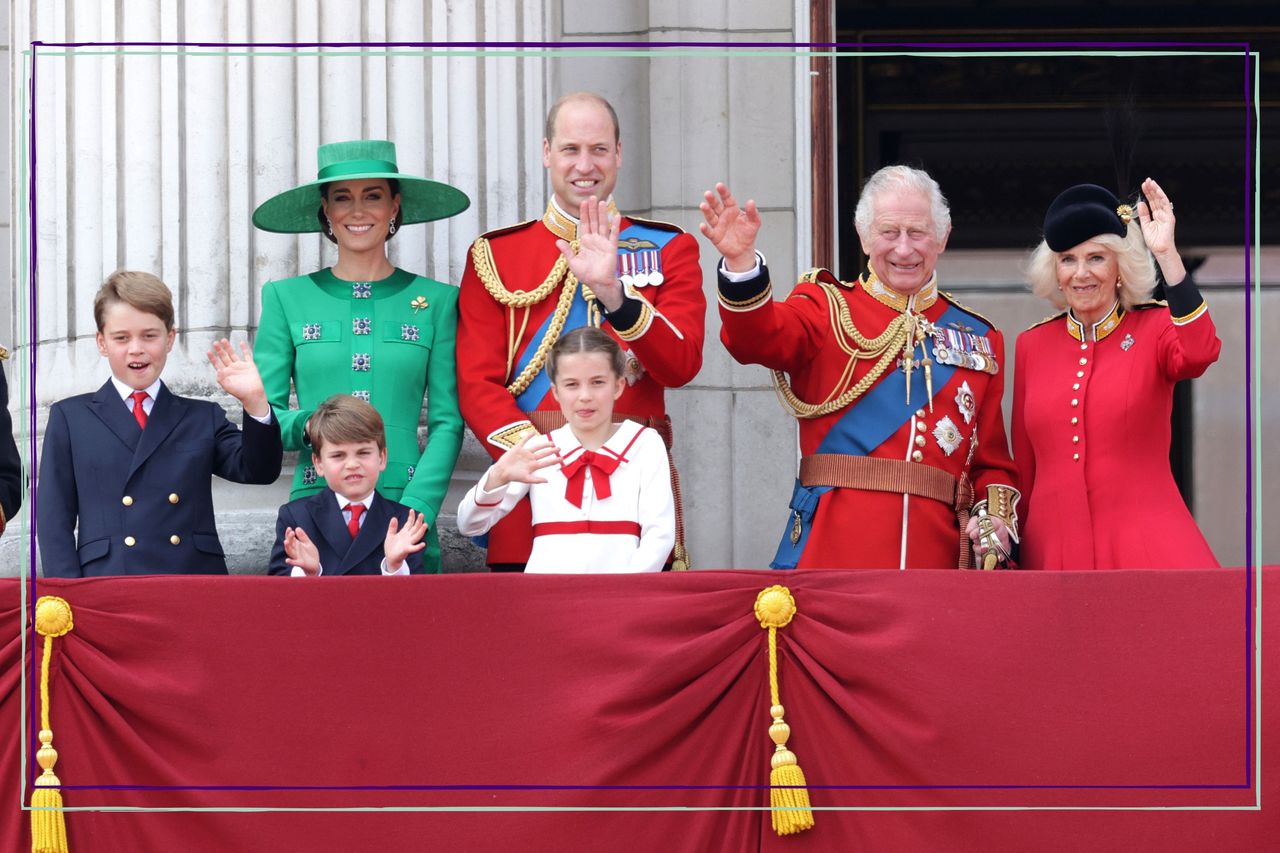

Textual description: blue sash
[512,221,677,412]
[769,481,833,569]
[513,289,588,412]
[770,302,989,569]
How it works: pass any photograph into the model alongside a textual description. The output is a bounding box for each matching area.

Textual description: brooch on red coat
[1120,333,1135,351]
[622,348,646,386]
[933,415,962,456]
[954,380,976,424]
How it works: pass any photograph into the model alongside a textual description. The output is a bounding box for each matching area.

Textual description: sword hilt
[975,505,1004,570]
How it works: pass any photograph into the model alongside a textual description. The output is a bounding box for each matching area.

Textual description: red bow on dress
[561,450,621,508]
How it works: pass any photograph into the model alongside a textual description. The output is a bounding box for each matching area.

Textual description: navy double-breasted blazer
[37,380,283,576]
[268,487,428,575]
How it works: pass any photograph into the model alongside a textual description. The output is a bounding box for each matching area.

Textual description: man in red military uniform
[457,92,705,570]
[699,167,1018,570]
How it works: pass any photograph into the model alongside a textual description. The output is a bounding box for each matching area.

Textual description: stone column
[4,0,551,574]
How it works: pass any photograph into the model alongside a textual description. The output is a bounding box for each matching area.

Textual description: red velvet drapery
[4,569,1273,851]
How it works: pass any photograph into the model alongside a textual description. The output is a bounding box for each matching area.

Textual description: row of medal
[616,249,664,288]
[929,326,999,375]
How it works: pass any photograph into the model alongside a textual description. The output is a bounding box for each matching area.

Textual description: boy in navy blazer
[37,271,283,576]
[269,394,429,576]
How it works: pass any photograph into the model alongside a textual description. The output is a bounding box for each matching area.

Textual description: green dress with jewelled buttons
[255,267,462,571]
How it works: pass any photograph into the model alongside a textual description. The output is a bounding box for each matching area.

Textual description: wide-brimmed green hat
[252,139,470,233]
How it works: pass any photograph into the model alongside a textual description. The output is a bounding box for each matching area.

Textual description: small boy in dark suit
[269,395,429,576]
[37,270,283,576]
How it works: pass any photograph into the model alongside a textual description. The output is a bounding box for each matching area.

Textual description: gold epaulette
[1025,311,1067,332]
[797,268,846,288]
[0,344,8,360]
[939,291,1000,330]
[621,214,684,233]
[477,218,538,241]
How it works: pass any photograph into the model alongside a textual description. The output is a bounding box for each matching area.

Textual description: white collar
[334,491,375,512]
[544,196,622,241]
[553,419,643,460]
[550,194,618,223]
[110,375,162,403]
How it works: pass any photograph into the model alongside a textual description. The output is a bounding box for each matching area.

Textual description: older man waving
[700,166,1019,570]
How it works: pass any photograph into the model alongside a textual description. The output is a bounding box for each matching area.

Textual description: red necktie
[346,503,364,538]
[130,391,149,429]
[560,450,621,508]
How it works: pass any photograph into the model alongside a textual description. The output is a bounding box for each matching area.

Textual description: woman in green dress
[252,140,469,571]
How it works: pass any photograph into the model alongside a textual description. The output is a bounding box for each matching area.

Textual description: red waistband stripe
[532,521,642,537]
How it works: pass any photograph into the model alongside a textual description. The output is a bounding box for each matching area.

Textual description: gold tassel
[901,313,915,406]
[573,238,605,329]
[671,542,690,572]
[32,733,68,853]
[32,596,74,853]
[754,585,814,835]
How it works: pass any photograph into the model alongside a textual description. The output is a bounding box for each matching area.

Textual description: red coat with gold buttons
[1012,299,1220,569]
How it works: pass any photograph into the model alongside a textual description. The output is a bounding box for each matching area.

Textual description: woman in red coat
[1012,178,1220,570]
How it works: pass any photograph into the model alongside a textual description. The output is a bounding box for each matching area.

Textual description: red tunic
[457,202,704,563]
[719,265,1018,570]
[1012,299,1220,570]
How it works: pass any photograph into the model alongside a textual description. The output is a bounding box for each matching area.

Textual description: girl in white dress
[457,327,675,573]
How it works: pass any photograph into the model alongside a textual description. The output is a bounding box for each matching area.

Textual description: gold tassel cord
[772,280,912,420]
[505,305,518,382]
[32,595,74,853]
[753,585,814,836]
[504,263,581,397]
[581,286,603,329]
[470,235,583,397]
[471,237,568,308]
